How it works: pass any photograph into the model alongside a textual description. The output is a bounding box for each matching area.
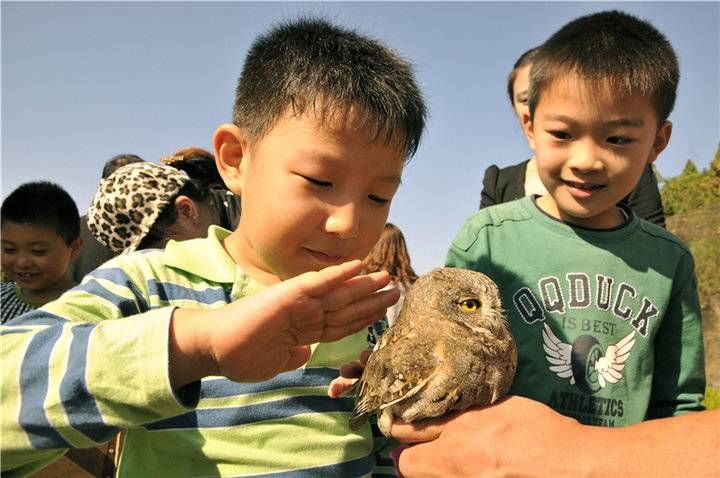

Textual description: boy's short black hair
[233,17,426,158]
[528,10,679,126]
[1,181,80,245]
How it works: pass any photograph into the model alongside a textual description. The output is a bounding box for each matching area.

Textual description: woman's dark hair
[136,178,212,250]
[161,147,226,190]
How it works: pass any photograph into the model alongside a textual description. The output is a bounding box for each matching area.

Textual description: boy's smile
[1,222,79,299]
[218,109,406,285]
[526,74,671,229]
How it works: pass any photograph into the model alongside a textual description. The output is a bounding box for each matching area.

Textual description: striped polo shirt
[1,226,396,477]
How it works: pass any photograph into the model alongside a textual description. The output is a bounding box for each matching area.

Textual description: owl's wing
[349,322,438,430]
[594,331,635,388]
[542,323,575,385]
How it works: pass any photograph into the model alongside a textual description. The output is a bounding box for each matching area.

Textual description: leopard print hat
[88,162,190,254]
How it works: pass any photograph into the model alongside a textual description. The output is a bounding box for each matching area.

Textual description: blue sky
[2,1,718,274]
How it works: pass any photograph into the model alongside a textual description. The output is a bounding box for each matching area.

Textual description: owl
[349,267,517,436]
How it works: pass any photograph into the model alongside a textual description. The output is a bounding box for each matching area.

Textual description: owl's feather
[350,267,517,435]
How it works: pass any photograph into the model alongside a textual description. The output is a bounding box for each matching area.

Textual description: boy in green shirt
[2,17,425,477]
[446,10,704,427]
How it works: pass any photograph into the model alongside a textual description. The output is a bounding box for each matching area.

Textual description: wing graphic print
[594,331,636,388]
[542,323,575,385]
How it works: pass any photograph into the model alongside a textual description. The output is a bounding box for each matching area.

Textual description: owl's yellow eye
[459,299,481,312]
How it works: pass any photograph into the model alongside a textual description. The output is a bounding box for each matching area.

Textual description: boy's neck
[19,275,76,306]
[535,195,627,230]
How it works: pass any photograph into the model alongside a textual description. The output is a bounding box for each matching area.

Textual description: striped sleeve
[1,259,195,475]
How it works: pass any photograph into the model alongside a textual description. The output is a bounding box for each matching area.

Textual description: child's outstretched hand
[327,348,372,398]
[170,260,399,388]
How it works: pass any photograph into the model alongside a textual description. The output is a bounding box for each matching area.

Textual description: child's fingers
[289,260,366,298]
[321,271,392,312]
[340,360,364,379]
[325,287,399,325]
[328,376,358,398]
[358,349,372,366]
[321,310,387,343]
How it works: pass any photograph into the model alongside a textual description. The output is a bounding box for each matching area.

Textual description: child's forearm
[169,307,219,389]
[1,310,191,461]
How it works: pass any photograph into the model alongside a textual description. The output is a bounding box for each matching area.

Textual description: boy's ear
[647,120,673,164]
[213,124,248,195]
[522,112,536,150]
[69,237,83,261]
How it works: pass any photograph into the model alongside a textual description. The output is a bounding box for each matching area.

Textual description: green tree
[682,159,699,176]
[661,156,720,216]
[710,143,720,175]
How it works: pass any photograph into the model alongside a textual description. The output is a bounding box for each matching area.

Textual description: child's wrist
[169,308,219,389]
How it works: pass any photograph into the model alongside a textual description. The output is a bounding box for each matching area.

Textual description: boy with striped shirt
[2,17,426,477]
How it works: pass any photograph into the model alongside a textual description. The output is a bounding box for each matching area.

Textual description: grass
[703,387,720,410]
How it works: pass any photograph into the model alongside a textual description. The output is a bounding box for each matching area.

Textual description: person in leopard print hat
[88,162,221,254]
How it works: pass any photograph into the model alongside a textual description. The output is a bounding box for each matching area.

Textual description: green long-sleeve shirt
[446,197,705,426]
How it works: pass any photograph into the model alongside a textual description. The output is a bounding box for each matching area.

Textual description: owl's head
[403,267,506,332]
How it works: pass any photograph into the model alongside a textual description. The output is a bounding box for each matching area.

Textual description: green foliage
[703,386,720,410]
[691,236,720,304]
[711,143,720,174]
[661,160,720,216]
[682,159,699,175]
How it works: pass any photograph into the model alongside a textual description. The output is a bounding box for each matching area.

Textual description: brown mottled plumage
[350,267,517,436]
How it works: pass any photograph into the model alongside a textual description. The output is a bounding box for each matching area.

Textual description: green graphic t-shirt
[446,197,705,427]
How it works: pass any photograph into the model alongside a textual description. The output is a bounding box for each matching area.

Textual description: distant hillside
[662,146,719,390]
[666,202,720,388]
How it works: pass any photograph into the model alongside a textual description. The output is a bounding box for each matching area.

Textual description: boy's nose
[14,253,34,269]
[568,141,605,172]
[325,203,360,239]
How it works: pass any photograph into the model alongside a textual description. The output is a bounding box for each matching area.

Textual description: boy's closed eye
[368,194,389,205]
[300,174,392,205]
[302,175,332,187]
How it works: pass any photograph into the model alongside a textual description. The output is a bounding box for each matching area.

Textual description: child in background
[447,10,704,427]
[1,181,82,323]
[1,16,425,477]
[363,223,418,327]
